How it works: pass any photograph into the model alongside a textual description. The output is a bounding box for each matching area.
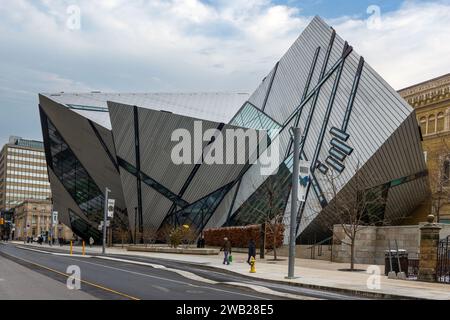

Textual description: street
[0,243,362,300]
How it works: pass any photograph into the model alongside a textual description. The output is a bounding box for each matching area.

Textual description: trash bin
[385,250,397,275]
[385,249,408,275]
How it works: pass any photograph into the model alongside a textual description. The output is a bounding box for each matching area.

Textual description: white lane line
[152,285,170,293]
[13,245,308,300]
[16,246,92,258]
[64,256,269,300]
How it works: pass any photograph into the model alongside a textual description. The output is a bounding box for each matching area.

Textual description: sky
[1,0,450,143]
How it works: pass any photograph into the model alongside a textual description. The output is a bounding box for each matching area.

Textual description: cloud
[330,0,450,89]
[0,0,450,143]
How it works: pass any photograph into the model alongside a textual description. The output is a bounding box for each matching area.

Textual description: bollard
[82,241,86,256]
[70,241,73,255]
[250,256,256,273]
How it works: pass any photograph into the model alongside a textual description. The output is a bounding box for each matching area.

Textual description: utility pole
[102,187,111,255]
[134,207,137,245]
[287,127,301,279]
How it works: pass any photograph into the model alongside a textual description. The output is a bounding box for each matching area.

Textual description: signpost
[287,127,306,279]
[102,188,111,255]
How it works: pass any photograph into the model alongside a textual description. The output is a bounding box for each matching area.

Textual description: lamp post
[287,127,302,279]
[102,187,111,255]
[134,207,137,245]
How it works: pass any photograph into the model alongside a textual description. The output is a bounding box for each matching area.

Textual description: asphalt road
[0,243,366,300]
[0,243,290,300]
[0,251,95,300]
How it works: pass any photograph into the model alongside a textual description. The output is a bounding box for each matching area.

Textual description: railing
[308,236,333,260]
[407,257,420,278]
[437,236,450,283]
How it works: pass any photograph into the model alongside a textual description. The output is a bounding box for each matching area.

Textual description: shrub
[204,224,284,249]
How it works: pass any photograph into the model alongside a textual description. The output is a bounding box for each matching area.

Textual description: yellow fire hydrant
[249,256,256,273]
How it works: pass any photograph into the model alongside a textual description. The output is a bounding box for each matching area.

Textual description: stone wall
[276,244,332,261]
[332,224,450,265]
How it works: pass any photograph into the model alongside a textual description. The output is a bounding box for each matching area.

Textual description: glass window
[437,112,445,132]
[230,102,281,140]
[45,116,104,225]
[428,114,436,134]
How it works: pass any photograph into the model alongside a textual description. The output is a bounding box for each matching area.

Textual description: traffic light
[0,218,4,225]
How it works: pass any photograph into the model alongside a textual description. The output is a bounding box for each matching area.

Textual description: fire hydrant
[249,256,256,273]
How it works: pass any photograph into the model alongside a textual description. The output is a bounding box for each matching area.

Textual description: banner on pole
[298,160,310,202]
[52,211,58,225]
[107,199,115,218]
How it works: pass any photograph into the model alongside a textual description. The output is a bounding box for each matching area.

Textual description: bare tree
[181,225,198,249]
[427,137,450,223]
[238,174,289,261]
[315,163,388,271]
[142,228,158,247]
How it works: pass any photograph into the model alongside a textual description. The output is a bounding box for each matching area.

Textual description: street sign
[298,160,310,202]
[107,199,115,218]
[98,220,111,231]
[52,211,58,224]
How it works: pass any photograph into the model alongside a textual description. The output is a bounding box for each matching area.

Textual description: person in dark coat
[247,239,256,265]
[221,237,232,265]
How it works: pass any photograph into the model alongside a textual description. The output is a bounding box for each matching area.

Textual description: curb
[164,261,420,300]
[10,243,421,300]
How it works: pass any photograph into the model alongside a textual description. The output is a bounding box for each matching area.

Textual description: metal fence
[437,236,450,283]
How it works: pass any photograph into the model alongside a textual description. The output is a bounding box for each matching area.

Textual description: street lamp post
[287,127,302,279]
[102,187,111,255]
[134,207,137,245]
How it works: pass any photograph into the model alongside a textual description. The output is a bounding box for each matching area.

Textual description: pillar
[418,215,442,282]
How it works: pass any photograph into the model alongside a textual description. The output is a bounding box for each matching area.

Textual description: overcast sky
[1,0,450,144]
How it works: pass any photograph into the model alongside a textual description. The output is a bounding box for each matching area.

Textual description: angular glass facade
[68,209,102,241]
[44,115,105,230]
[161,183,234,233]
[229,164,291,226]
[230,102,281,140]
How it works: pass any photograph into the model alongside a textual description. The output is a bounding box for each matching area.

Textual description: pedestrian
[221,237,232,265]
[89,236,94,248]
[200,236,205,248]
[197,235,205,248]
[247,239,256,265]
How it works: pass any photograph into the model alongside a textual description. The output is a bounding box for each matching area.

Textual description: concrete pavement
[15,242,450,300]
[0,252,95,300]
[1,243,305,300]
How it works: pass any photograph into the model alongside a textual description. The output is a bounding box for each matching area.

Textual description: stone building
[13,199,73,241]
[399,73,450,224]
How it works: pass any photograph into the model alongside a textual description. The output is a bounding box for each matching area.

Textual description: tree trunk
[350,240,355,271]
[273,227,277,260]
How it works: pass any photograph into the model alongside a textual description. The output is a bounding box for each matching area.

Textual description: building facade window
[419,116,427,134]
[437,112,445,132]
[428,114,436,134]
[443,159,450,186]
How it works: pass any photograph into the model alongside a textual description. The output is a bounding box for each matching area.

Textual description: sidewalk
[13,242,450,300]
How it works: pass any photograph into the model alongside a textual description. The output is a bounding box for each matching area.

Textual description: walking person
[221,237,232,265]
[247,239,256,265]
[89,236,94,248]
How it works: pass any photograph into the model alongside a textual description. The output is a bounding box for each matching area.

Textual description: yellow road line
[4,252,140,301]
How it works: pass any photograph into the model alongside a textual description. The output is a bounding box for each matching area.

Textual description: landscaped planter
[127,246,219,255]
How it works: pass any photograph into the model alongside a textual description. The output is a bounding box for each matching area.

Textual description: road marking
[152,285,170,293]
[12,244,309,300]
[1,250,140,300]
[65,256,269,300]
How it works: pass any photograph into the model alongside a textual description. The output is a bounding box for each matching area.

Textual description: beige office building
[0,136,52,210]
